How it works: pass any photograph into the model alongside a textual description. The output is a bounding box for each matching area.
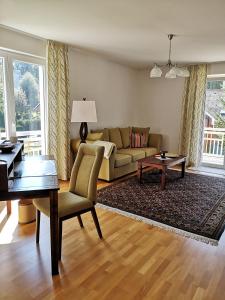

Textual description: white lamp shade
[165,67,177,79]
[181,68,190,77]
[71,100,97,122]
[175,67,190,77]
[150,65,162,78]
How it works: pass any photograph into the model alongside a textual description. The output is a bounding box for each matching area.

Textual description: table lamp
[71,98,97,143]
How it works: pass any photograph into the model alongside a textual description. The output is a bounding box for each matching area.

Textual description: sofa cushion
[87,132,103,141]
[115,153,132,168]
[103,128,110,141]
[119,127,131,148]
[139,147,158,157]
[91,129,109,141]
[117,148,145,162]
[108,128,123,149]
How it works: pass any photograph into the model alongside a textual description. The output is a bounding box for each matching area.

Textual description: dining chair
[33,143,104,259]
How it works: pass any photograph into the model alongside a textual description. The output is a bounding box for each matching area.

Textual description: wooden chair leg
[91,207,103,239]
[36,209,40,244]
[59,219,62,260]
[77,215,84,228]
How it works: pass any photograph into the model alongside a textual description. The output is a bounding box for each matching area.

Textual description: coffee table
[137,155,186,190]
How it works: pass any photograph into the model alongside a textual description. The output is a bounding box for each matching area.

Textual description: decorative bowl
[0,142,15,153]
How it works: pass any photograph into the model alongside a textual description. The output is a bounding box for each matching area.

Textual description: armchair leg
[59,219,63,260]
[91,207,103,239]
[77,215,84,228]
[36,209,40,244]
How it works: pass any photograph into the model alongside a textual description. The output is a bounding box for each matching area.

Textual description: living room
[1,1,225,299]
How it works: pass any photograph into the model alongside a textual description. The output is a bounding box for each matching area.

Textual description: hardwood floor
[0,174,225,299]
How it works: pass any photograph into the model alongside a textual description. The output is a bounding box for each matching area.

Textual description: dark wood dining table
[0,144,60,276]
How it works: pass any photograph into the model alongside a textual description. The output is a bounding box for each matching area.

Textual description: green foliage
[0,61,41,133]
[214,97,225,128]
[13,61,39,84]
[19,72,39,108]
[15,88,28,112]
[207,81,224,90]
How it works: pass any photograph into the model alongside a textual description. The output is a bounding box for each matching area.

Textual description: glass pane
[13,60,43,156]
[202,80,225,166]
[0,58,6,140]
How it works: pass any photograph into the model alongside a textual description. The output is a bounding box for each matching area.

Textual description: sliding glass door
[0,58,6,140]
[0,51,46,155]
[201,78,225,168]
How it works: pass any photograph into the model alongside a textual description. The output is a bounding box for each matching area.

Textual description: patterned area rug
[97,170,225,244]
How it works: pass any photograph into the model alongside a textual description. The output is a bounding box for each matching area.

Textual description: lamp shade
[150,65,162,78]
[71,100,97,123]
[165,67,177,79]
[175,67,190,77]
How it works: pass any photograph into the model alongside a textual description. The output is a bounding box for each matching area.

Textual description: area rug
[97,170,225,245]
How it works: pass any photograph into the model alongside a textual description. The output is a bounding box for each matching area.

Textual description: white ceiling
[1,0,225,68]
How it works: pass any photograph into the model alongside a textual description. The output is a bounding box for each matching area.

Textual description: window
[0,50,46,155]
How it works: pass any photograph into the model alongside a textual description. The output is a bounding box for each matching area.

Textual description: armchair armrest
[148,133,162,152]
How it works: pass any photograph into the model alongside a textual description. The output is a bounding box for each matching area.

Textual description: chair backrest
[69,144,104,202]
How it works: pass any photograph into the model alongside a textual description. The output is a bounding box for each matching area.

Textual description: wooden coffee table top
[138,155,186,167]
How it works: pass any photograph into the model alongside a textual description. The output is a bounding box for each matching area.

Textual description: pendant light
[150,34,190,79]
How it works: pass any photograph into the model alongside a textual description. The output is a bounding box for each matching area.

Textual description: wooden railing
[17,130,42,156]
[203,127,225,156]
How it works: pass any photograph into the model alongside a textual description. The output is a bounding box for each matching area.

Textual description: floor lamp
[71,98,97,143]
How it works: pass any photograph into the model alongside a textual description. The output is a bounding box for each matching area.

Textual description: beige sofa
[71,127,162,181]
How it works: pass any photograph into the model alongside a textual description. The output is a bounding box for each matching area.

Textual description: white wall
[69,48,139,138]
[0,26,46,58]
[137,69,185,152]
[208,62,225,75]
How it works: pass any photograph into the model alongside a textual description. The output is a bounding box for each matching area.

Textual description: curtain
[179,64,207,167]
[47,40,71,180]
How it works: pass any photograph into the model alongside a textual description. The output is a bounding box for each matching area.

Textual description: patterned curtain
[180,64,207,167]
[47,40,71,180]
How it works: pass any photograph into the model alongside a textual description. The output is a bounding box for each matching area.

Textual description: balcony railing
[17,130,42,156]
[0,130,42,156]
[202,127,225,166]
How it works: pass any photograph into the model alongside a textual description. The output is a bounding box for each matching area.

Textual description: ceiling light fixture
[150,34,190,79]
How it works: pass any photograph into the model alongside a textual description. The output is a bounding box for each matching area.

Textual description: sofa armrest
[98,147,116,181]
[148,133,162,152]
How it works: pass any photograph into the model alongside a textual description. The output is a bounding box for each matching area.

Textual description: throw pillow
[131,127,149,147]
[87,132,103,141]
[119,127,131,148]
[108,128,123,149]
[131,132,148,148]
